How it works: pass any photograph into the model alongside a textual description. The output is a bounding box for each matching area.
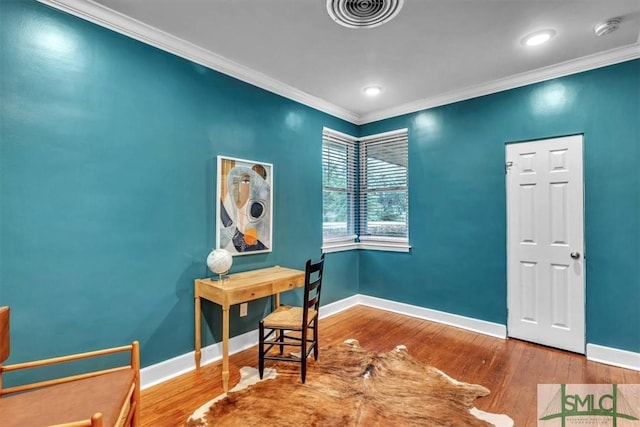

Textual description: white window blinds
[322,127,409,251]
[359,129,409,241]
[322,128,357,242]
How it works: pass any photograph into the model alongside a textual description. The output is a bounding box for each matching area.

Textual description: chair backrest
[1,306,9,364]
[302,254,325,324]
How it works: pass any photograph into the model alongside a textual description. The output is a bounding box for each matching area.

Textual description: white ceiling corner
[36,0,640,125]
[36,0,360,123]
[360,42,640,124]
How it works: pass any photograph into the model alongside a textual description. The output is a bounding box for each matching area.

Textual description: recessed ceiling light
[522,29,556,47]
[363,86,382,96]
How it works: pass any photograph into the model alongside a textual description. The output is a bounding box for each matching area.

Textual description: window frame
[322,127,410,253]
[321,128,358,251]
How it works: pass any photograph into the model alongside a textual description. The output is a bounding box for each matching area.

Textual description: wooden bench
[0,306,140,427]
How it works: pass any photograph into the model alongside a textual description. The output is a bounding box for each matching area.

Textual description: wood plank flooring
[140,305,640,426]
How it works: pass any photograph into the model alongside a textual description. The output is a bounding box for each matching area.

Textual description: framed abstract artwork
[216,156,273,255]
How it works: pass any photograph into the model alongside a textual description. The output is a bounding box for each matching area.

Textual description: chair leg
[258,322,265,379]
[278,328,284,355]
[301,325,307,383]
[313,320,319,360]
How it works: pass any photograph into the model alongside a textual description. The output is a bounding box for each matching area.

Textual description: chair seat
[0,368,135,427]
[262,305,317,329]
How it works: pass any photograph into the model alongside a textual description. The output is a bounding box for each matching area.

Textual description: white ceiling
[43,0,640,123]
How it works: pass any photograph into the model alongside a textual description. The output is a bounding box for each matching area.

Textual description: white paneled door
[506,135,585,353]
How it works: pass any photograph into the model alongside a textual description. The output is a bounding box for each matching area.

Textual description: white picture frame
[216,155,273,256]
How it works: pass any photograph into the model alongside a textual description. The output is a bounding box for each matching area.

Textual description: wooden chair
[0,306,140,427]
[258,254,325,383]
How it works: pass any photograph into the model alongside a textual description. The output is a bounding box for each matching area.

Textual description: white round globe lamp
[207,248,233,281]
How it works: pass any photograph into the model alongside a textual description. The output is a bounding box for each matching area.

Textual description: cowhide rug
[186,339,513,427]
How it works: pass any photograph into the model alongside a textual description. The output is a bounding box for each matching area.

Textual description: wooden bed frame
[0,306,140,427]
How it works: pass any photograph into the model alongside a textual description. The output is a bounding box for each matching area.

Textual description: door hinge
[505,161,513,174]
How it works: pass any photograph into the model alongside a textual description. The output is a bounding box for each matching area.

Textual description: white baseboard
[357,295,507,338]
[141,296,361,390]
[586,343,640,371]
[140,350,194,390]
[141,294,639,389]
[140,328,259,390]
[319,294,360,318]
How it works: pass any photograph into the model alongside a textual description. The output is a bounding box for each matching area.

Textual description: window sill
[358,241,411,252]
[322,241,360,253]
[322,240,411,254]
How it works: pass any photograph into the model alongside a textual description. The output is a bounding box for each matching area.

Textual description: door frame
[505,133,587,353]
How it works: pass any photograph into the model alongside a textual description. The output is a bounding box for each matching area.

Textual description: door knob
[570,252,580,259]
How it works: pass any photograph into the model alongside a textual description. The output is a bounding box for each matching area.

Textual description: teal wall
[0,0,637,384]
[0,0,358,377]
[360,60,640,353]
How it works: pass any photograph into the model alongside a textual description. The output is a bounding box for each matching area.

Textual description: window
[322,129,357,249]
[322,127,409,253]
[358,129,409,249]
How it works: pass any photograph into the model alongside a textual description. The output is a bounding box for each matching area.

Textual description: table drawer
[226,284,274,304]
[273,278,304,292]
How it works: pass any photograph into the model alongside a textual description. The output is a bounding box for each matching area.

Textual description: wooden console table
[194,266,305,392]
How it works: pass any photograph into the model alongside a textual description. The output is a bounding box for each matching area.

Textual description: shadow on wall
[134,261,204,366]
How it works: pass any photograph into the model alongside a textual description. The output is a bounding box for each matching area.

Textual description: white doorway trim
[506,134,586,354]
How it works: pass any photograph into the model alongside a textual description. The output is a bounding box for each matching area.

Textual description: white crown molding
[360,42,640,124]
[38,1,639,127]
[36,0,360,124]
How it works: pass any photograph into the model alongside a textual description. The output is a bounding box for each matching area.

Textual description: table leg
[222,305,230,392]
[273,293,281,343]
[195,294,202,369]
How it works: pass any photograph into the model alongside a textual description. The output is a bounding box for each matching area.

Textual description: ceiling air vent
[327,0,404,29]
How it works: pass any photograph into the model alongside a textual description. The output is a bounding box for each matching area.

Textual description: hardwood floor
[141,305,640,426]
